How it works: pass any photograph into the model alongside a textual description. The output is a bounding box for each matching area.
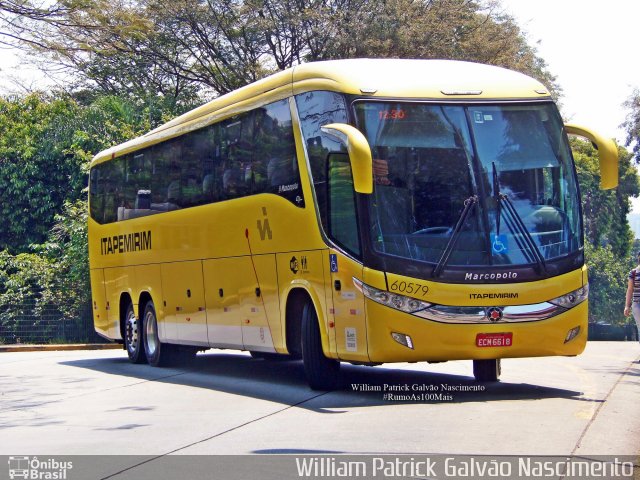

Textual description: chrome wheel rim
[125,309,139,354]
[145,310,158,356]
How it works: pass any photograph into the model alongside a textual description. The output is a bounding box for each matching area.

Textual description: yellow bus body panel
[88,59,589,369]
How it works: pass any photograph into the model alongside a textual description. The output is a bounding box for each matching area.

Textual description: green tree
[321,0,559,96]
[573,138,638,257]
[573,138,640,324]
[0,93,86,252]
[622,88,640,164]
[0,92,194,253]
[37,199,91,327]
[1,0,558,97]
[583,242,629,324]
[0,200,92,343]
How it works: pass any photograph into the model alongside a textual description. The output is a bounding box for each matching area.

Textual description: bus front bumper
[363,299,587,363]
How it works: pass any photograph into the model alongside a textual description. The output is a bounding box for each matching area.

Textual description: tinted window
[89,98,303,224]
[328,153,360,255]
[254,99,303,205]
[295,91,348,232]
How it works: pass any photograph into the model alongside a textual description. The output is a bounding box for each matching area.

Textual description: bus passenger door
[325,152,369,362]
[329,251,367,362]
[160,261,208,346]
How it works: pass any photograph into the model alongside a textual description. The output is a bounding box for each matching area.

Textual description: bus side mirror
[321,123,373,194]
[565,123,619,190]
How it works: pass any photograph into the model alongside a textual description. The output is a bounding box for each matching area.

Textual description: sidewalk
[0,343,122,353]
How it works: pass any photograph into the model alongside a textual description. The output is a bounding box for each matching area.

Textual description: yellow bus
[88,59,618,389]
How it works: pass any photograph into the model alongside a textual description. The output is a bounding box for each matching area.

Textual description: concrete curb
[0,343,123,353]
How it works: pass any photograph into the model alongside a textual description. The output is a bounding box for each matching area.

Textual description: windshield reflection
[354,101,582,268]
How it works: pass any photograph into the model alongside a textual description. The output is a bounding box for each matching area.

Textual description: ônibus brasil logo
[8,456,73,479]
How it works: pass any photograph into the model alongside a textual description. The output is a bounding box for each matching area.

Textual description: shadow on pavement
[58,351,586,413]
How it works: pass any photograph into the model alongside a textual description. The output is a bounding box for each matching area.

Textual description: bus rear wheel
[142,301,172,367]
[124,303,146,364]
[301,301,339,390]
[473,359,501,382]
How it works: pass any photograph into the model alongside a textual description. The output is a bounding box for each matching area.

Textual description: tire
[301,301,339,390]
[124,302,146,363]
[142,301,173,367]
[473,359,501,382]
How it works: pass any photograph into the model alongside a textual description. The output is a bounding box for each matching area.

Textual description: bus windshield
[354,101,582,267]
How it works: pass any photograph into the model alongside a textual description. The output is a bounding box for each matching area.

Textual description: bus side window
[180,128,208,208]
[104,158,124,223]
[89,168,103,223]
[296,91,349,225]
[254,99,301,204]
[327,152,361,256]
[220,113,253,200]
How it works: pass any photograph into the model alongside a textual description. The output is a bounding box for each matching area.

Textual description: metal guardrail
[0,301,105,345]
[588,321,639,341]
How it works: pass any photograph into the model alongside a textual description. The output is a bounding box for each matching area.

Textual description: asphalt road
[0,342,638,479]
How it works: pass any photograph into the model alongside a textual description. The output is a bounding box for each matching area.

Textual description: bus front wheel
[473,359,501,382]
[124,303,146,364]
[301,301,339,390]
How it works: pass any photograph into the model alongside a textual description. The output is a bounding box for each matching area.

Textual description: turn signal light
[564,326,581,343]
[391,332,414,349]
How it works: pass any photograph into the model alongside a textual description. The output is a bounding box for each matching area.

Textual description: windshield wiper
[492,163,547,274]
[433,195,478,278]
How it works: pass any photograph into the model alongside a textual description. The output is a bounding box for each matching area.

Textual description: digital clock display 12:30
[378,109,406,120]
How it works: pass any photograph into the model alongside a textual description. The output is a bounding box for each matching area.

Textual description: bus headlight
[549,284,589,309]
[353,278,431,314]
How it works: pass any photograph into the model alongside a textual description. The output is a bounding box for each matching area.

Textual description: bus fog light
[564,326,581,343]
[391,332,414,349]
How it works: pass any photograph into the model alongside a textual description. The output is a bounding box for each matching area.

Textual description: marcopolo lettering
[101,231,151,255]
[278,182,299,193]
[465,271,518,281]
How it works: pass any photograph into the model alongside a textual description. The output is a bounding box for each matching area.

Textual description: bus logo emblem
[257,207,272,240]
[290,256,299,274]
[485,307,503,322]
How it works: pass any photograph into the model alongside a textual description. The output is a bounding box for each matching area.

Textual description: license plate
[476,332,513,347]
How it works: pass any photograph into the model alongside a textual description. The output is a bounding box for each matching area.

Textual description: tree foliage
[1,0,559,99]
[622,88,640,164]
[0,93,86,252]
[0,92,191,253]
[583,242,629,324]
[573,138,640,324]
[573,138,639,257]
[35,199,90,321]
[0,200,91,342]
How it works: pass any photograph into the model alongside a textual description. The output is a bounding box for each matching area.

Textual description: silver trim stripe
[412,303,563,324]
